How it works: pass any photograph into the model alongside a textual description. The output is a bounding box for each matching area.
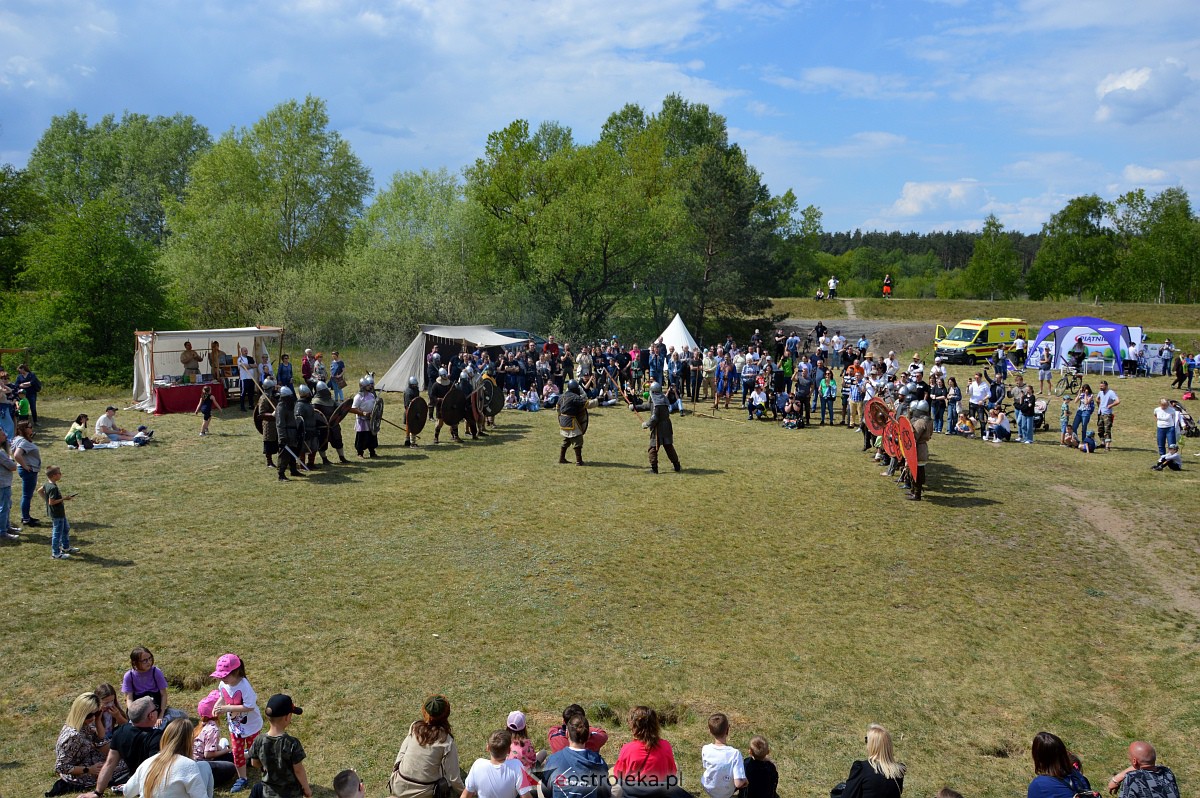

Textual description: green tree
[1027,195,1115,300]
[26,110,211,243]
[965,214,1021,299]
[14,198,174,381]
[164,96,372,325]
[0,165,44,288]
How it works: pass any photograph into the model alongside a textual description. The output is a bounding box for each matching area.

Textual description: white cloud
[819,131,907,159]
[766,66,936,101]
[883,179,986,218]
[1095,60,1197,123]
[1121,164,1170,184]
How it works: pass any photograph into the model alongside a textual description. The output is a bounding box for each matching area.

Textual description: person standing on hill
[827,275,839,299]
[1096,380,1120,450]
[882,273,893,298]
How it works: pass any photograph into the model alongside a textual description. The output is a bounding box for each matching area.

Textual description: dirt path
[779,315,933,358]
[1053,484,1200,620]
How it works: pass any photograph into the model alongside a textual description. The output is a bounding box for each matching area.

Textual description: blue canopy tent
[1028,316,1137,375]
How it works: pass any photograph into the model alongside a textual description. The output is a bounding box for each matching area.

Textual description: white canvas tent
[657,313,700,353]
[377,325,528,391]
[133,326,285,413]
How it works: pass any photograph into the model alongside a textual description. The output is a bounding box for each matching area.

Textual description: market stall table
[152,381,227,415]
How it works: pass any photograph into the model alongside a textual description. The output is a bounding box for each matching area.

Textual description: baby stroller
[1170,400,1200,438]
[1031,398,1049,430]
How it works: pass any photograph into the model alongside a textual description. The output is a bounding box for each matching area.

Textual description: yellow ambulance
[933,318,1029,364]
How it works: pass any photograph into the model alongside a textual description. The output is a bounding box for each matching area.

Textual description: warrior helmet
[279,386,294,398]
[432,353,441,362]
[359,376,373,389]
[567,379,581,394]
[297,384,312,399]
[409,376,419,386]
[650,381,663,394]
[262,378,276,390]
[898,383,914,399]
[438,367,447,377]
[314,381,328,393]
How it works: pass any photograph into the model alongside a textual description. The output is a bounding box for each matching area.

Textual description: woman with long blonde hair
[55,692,124,790]
[839,723,905,797]
[122,718,213,797]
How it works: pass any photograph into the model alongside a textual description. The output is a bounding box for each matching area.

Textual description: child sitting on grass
[701,713,746,798]
[742,736,778,798]
[248,694,312,798]
[1152,443,1183,471]
[462,729,533,798]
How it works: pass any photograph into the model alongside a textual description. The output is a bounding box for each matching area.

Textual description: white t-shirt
[1096,389,1118,413]
[95,414,118,437]
[967,381,990,405]
[123,753,214,798]
[1155,407,1177,429]
[218,677,263,738]
[828,277,838,291]
[700,743,746,798]
[464,757,531,798]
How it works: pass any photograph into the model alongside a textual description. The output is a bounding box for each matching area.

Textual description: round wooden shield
[897,415,918,476]
[315,411,330,449]
[883,420,899,458]
[483,378,504,417]
[406,396,428,436]
[864,397,891,436]
[328,397,355,426]
[440,385,466,426]
[369,395,384,434]
[470,388,486,423]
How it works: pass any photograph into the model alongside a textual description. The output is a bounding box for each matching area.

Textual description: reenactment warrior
[349,375,379,458]
[275,386,304,481]
[458,368,482,440]
[314,381,349,464]
[479,366,500,429]
[430,368,457,444]
[295,384,320,469]
[630,381,681,474]
[557,379,597,465]
[403,376,421,447]
[906,369,933,501]
[257,377,278,469]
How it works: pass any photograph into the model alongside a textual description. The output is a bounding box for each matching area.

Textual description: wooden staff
[606,369,643,423]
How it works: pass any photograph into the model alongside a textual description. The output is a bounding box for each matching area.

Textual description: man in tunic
[630,382,681,474]
[557,380,596,465]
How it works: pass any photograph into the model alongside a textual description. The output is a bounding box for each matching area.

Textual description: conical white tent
[657,313,699,352]
[377,325,528,391]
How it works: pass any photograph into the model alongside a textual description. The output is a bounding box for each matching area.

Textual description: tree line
[1,93,1196,383]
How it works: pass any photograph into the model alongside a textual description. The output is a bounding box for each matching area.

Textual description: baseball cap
[506,711,527,732]
[265,694,303,718]
[105,405,118,412]
[210,653,242,678]
[198,689,220,719]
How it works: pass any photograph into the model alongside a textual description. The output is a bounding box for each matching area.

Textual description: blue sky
[2,0,1196,233]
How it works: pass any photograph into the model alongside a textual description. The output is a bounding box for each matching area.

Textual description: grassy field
[3,366,1200,798]
[845,299,1200,339]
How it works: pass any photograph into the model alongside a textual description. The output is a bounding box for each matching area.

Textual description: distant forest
[816,229,1042,271]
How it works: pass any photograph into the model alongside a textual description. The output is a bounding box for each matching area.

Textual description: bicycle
[1053,361,1083,397]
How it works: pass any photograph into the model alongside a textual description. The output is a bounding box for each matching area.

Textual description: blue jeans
[1018,412,1034,442]
[820,396,835,424]
[51,516,71,554]
[332,381,344,401]
[1072,408,1093,439]
[1156,426,1177,456]
[18,467,37,521]
[932,405,946,433]
[0,484,11,530]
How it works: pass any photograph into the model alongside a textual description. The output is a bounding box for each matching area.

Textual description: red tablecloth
[153,381,228,415]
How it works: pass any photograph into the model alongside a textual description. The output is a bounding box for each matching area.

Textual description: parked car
[495,328,548,351]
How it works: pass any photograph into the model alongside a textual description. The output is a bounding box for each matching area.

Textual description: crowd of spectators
[48,654,1182,798]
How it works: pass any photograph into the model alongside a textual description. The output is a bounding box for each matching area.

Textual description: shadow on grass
[0,759,21,770]
[580,460,645,469]
[927,462,1000,508]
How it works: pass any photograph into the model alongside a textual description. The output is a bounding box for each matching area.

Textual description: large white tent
[657,313,700,352]
[133,326,285,412]
[377,325,528,391]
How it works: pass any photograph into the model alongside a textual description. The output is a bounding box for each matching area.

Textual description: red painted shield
[883,421,899,458]
[864,397,891,436]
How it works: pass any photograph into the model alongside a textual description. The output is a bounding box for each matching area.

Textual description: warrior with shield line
[256,378,279,469]
[275,386,305,480]
[314,381,350,464]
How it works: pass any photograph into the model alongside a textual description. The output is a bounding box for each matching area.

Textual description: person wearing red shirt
[612,706,684,797]
[547,704,608,754]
